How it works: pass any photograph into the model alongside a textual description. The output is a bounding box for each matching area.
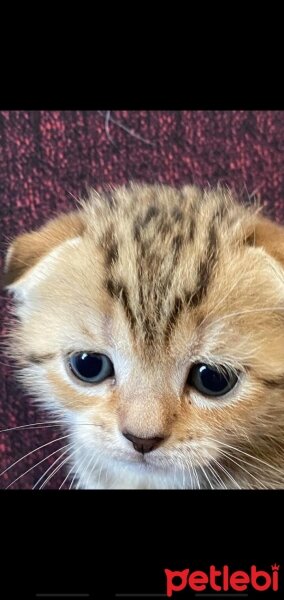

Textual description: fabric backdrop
[0,110,283,489]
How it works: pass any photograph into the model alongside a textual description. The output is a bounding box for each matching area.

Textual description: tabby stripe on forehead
[172,234,183,265]
[107,278,136,330]
[188,218,196,242]
[143,205,159,226]
[102,226,119,266]
[133,206,159,242]
[163,221,218,337]
[190,222,218,307]
[105,239,119,266]
[133,217,142,242]
[107,278,120,299]
[164,257,219,340]
[156,218,171,237]
[120,285,136,330]
[138,279,145,310]
[164,296,184,342]
[143,316,156,344]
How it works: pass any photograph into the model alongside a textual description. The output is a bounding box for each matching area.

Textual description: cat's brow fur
[4,183,284,489]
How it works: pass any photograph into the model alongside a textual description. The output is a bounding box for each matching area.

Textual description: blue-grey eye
[187,364,238,397]
[68,352,114,383]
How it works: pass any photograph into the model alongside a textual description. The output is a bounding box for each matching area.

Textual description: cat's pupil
[188,364,238,397]
[69,352,114,383]
[199,365,228,393]
[74,353,102,379]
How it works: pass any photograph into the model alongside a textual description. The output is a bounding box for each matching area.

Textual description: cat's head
[4,184,284,488]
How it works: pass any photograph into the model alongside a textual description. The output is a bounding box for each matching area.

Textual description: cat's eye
[68,352,114,383]
[187,363,238,397]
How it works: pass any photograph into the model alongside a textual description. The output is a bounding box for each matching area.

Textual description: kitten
[4,183,284,489]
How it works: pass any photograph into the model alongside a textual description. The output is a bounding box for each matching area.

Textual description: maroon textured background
[0,110,284,489]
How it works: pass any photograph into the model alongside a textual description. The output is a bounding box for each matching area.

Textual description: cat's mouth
[112,447,169,471]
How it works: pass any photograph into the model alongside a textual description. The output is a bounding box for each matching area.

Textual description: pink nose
[122,432,165,454]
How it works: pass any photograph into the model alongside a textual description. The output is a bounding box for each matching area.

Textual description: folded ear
[247,214,284,268]
[4,211,85,289]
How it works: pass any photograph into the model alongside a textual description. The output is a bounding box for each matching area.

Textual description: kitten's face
[5,184,284,488]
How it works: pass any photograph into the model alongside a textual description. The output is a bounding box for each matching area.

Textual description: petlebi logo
[164,563,280,596]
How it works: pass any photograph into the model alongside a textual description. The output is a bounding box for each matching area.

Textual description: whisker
[0,421,67,434]
[215,449,268,489]
[69,468,79,490]
[33,444,73,489]
[187,456,194,489]
[102,452,114,488]
[96,457,105,490]
[171,457,177,488]
[5,441,71,489]
[208,454,241,489]
[59,466,73,490]
[189,455,200,489]
[173,457,180,489]
[0,420,103,435]
[70,450,92,490]
[58,444,88,490]
[193,450,214,489]
[218,447,273,474]
[0,434,70,480]
[217,449,272,489]
[179,456,186,489]
[178,454,192,489]
[39,444,84,490]
[180,453,195,489]
[84,450,105,489]
[59,448,82,490]
[79,450,101,490]
[202,459,226,489]
[39,455,72,490]
[75,449,97,490]
[206,437,284,476]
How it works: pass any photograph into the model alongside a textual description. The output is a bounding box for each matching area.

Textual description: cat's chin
[71,443,205,488]
[77,452,186,489]
[111,450,167,471]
